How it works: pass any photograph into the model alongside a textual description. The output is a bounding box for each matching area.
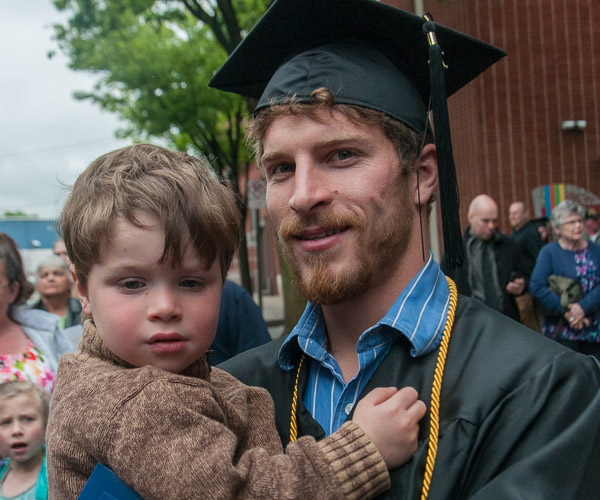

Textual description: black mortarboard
[209,0,505,268]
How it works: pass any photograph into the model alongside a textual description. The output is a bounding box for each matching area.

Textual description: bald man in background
[443,194,529,322]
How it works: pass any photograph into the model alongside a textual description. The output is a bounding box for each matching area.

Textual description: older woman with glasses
[530,200,600,359]
[0,233,73,391]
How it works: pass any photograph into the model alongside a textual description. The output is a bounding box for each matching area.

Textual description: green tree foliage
[3,210,37,218]
[50,0,272,293]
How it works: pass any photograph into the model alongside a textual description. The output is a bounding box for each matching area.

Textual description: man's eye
[335,150,354,161]
[270,163,294,176]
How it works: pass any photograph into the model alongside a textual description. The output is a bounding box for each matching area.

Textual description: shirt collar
[279,253,450,369]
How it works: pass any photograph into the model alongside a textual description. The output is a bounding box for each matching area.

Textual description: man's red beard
[277,192,413,306]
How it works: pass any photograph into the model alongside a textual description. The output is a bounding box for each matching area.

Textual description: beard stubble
[277,178,414,306]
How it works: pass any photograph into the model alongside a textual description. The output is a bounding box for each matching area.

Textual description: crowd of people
[445,192,600,360]
[1,0,600,498]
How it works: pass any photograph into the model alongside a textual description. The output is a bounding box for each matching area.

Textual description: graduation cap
[209,0,506,268]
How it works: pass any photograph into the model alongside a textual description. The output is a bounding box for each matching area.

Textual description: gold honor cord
[288,277,458,500]
[421,276,457,500]
[289,353,305,443]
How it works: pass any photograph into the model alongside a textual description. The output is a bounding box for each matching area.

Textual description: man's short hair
[59,144,241,289]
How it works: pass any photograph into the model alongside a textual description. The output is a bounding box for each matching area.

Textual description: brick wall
[387,0,600,234]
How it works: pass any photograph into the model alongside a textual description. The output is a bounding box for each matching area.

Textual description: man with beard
[212,0,600,498]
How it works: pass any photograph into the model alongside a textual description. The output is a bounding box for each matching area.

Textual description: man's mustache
[278,212,359,241]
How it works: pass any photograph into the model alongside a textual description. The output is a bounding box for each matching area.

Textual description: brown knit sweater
[46,321,389,499]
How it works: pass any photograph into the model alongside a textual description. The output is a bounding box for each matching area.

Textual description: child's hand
[352,387,426,469]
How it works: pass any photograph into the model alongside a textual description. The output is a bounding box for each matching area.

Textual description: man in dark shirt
[508,201,544,272]
[209,280,271,364]
[508,201,544,329]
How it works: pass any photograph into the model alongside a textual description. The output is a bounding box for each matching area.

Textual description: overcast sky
[1,1,130,220]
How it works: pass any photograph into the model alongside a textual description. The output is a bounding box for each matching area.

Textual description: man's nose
[289,163,333,214]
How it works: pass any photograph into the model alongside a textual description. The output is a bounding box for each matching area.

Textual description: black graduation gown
[219,296,600,499]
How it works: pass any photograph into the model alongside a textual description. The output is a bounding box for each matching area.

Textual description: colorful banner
[533,184,599,218]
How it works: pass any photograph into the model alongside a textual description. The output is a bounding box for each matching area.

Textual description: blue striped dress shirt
[278,254,451,435]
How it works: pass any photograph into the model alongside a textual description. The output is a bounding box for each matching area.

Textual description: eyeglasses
[560,218,583,227]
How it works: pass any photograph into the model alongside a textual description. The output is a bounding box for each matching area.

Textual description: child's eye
[120,280,145,291]
[0,420,10,426]
[179,279,202,289]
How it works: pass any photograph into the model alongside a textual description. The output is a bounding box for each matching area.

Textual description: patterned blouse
[0,341,55,392]
[539,246,600,342]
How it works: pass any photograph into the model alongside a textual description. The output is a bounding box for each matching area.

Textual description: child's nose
[10,422,23,435]
[147,287,182,322]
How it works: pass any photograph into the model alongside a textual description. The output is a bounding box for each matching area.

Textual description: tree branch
[179,0,237,53]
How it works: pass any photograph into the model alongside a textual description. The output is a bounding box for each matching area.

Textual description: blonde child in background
[0,381,50,499]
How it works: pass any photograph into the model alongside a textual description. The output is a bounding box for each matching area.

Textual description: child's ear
[71,264,92,315]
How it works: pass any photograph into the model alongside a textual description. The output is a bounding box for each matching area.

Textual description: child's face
[77,213,223,373]
[0,392,46,464]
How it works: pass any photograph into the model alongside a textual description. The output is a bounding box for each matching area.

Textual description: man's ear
[467,210,474,226]
[414,143,438,207]
[71,264,92,315]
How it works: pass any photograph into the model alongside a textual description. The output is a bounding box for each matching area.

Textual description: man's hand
[352,387,426,469]
[506,277,525,296]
